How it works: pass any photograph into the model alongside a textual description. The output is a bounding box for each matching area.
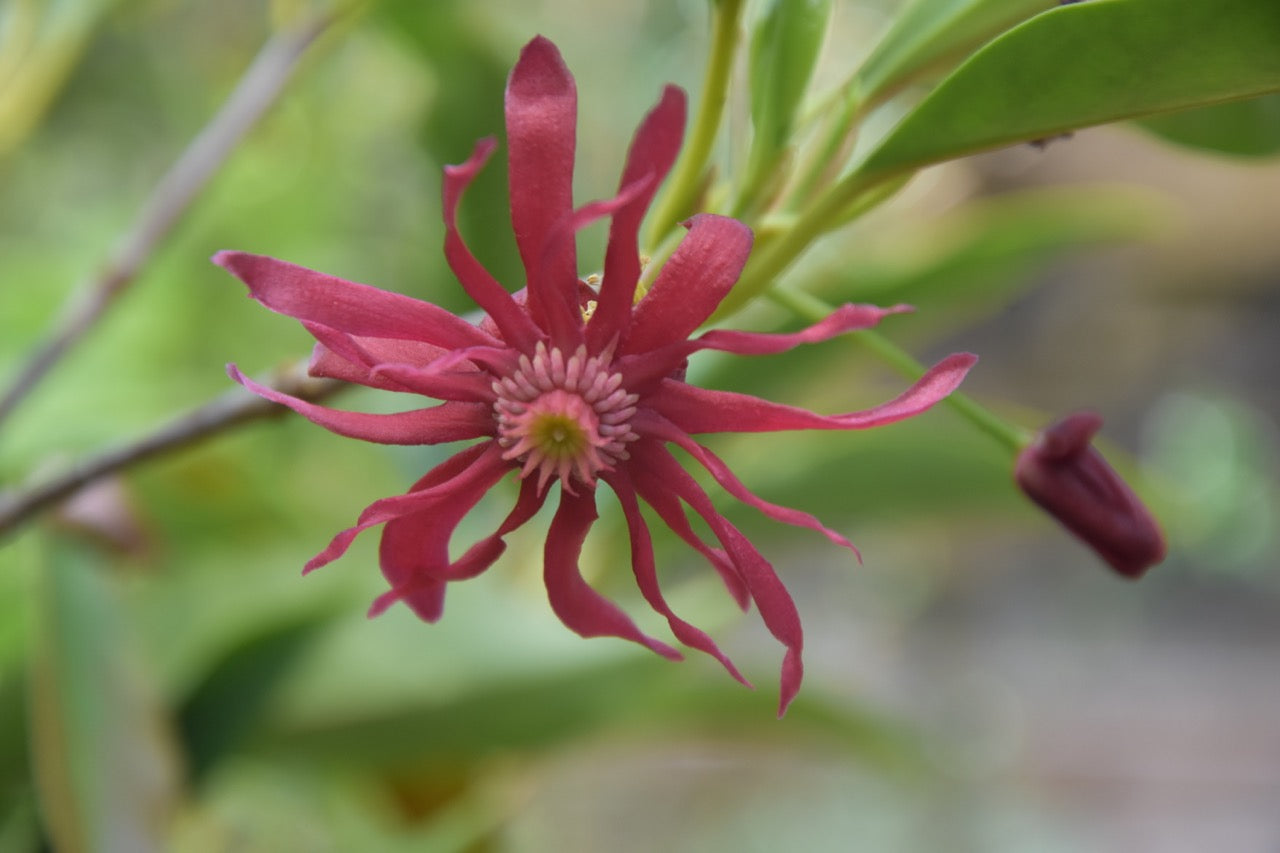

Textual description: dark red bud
[1014,412,1166,578]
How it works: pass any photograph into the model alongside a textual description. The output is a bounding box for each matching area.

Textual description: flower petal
[304,324,495,402]
[629,443,804,716]
[506,36,578,324]
[528,178,657,350]
[372,446,517,621]
[620,303,910,392]
[304,444,508,574]
[369,479,547,620]
[443,137,542,352]
[213,251,497,349]
[588,85,687,352]
[646,352,977,434]
[637,411,859,556]
[543,490,682,661]
[228,364,494,445]
[623,442,750,608]
[307,334,448,393]
[605,468,750,685]
[621,214,753,356]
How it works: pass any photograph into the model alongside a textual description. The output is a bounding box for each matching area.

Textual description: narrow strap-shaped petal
[532,177,656,350]
[630,443,804,716]
[375,476,549,621]
[368,362,497,404]
[621,215,753,356]
[213,251,498,349]
[307,334,448,393]
[303,323,496,402]
[442,476,549,582]
[588,85,687,353]
[370,446,516,622]
[443,137,541,351]
[506,36,578,330]
[619,303,911,392]
[604,468,750,685]
[636,411,858,556]
[304,443,507,574]
[646,352,977,434]
[543,490,682,661]
[623,442,749,609]
[228,364,494,445]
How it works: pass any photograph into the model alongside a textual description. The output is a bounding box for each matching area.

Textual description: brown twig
[0,363,343,538]
[0,10,338,429]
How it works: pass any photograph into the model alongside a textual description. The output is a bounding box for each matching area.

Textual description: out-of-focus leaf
[851,0,1056,108]
[177,612,333,784]
[1136,94,1280,159]
[373,0,520,298]
[853,0,1280,185]
[742,0,832,207]
[814,185,1171,326]
[0,0,124,157]
[255,654,925,777]
[28,536,183,853]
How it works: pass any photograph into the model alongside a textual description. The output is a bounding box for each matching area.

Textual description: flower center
[493,342,638,492]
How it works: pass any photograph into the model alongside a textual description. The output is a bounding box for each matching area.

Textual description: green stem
[714,168,877,319]
[645,0,745,248]
[765,286,1032,454]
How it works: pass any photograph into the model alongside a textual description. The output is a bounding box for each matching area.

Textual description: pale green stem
[766,286,1032,454]
[645,0,745,248]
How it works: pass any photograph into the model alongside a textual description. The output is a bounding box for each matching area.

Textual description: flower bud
[1014,412,1166,577]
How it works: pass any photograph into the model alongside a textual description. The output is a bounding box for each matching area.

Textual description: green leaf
[852,0,1056,108]
[28,536,182,852]
[814,185,1171,324]
[177,613,332,783]
[854,0,1280,184]
[1136,94,1280,158]
[741,0,832,208]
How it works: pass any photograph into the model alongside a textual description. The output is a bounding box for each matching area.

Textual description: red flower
[1015,412,1166,578]
[217,36,974,714]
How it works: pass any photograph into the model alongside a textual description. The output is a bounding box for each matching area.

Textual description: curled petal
[589,85,687,352]
[213,251,497,350]
[533,177,656,350]
[443,137,541,351]
[543,490,682,661]
[636,411,859,556]
[622,215,753,356]
[506,36,578,321]
[647,352,977,434]
[620,303,911,391]
[303,324,494,402]
[304,444,509,574]
[630,443,804,716]
[307,333,448,393]
[605,468,750,685]
[623,447,749,609]
[228,364,494,445]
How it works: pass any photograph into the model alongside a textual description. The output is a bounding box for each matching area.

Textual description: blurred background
[1,1,1278,850]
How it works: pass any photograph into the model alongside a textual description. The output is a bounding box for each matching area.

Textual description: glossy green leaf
[1137,94,1280,158]
[28,537,182,853]
[854,0,1280,184]
[741,0,832,208]
[852,0,1056,108]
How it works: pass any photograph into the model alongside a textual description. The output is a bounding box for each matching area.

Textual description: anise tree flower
[218,36,975,714]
